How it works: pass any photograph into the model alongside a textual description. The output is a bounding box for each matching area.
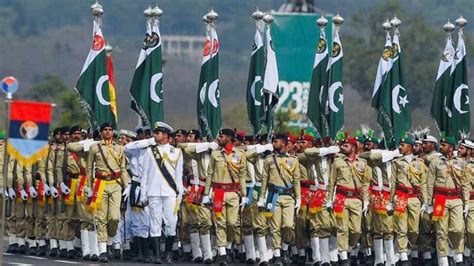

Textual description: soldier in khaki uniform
[359,141,400,265]
[202,128,247,266]
[418,134,440,263]
[390,136,428,265]
[87,122,130,263]
[258,133,301,266]
[457,139,474,263]
[326,135,370,266]
[300,141,339,265]
[427,135,470,265]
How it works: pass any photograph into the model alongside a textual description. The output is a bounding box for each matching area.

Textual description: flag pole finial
[390,15,401,29]
[455,15,467,28]
[252,7,264,21]
[382,18,392,32]
[316,14,328,28]
[144,6,153,19]
[151,5,163,17]
[332,13,344,26]
[91,1,104,17]
[263,13,274,24]
[443,19,455,33]
[105,43,112,54]
[206,8,219,23]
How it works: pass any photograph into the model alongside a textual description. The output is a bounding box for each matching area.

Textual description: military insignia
[390,43,399,58]
[148,32,161,48]
[317,38,327,53]
[286,159,293,168]
[435,205,442,213]
[332,42,341,57]
[382,45,392,60]
[92,34,105,51]
[356,162,365,172]
[441,51,451,62]
[142,33,151,49]
[231,154,240,164]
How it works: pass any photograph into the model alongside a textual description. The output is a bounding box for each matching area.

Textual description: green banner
[271,13,333,132]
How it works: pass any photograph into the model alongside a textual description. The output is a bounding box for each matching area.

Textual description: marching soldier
[427,135,470,265]
[87,122,130,263]
[326,134,370,266]
[202,128,248,266]
[125,122,184,264]
[390,136,428,265]
[258,133,301,266]
[359,138,399,265]
[457,139,474,263]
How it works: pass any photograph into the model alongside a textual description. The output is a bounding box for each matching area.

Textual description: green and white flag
[262,24,279,131]
[307,26,329,137]
[246,23,265,135]
[431,33,455,135]
[130,17,164,127]
[326,28,344,139]
[200,26,222,139]
[197,26,211,136]
[75,20,116,129]
[450,29,470,139]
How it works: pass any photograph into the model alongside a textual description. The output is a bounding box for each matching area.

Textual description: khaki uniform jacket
[390,155,428,204]
[327,154,370,202]
[360,151,392,193]
[181,143,212,183]
[261,152,301,200]
[204,146,247,196]
[87,140,129,187]
[427,155,470,204]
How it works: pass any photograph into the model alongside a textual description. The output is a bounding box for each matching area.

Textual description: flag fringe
[7,144,49,167]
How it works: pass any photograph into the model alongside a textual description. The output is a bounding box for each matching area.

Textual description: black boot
[183,251,192,262]
[340,259,349,266]
[273,256,283,266]
[107,245,114,260]
[27,245,37,256]
[67,249,76,259]
[350,255,357,266]
[7,243,19,253]
[219,254,228,266]
[82,254,91,261]
[164,236,174,264]
[226,249,234,263]
[36,245,47,256]
[399,260,410,266]
[18,244,27,254]
[282,249,291,264]
[113,248,121,260]
[130,238,138,259]
[122,249,132,260]
[59,248,67,258]
[99,252,109,263]
[150,237,161,264]
[298,255,306,264]
[140,237,151,263]
[90,254,99,261]
[307,247,313,263]
[49,248,58,257]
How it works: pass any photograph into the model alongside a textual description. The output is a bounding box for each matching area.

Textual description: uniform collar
[404,154,414,162]
[224,143,234,155]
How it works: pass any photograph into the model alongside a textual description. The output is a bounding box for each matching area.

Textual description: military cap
[188,129,201,138]
[154,122,173,134]
[400,136,414,146]
[100,122,115,131]
[219,128,236,139]
[70,125,82,133]
[273,133,289,143]
[174,129,188,135]
[440,134,457,147]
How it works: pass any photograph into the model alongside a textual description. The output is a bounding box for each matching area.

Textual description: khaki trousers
[94,181,121,242]
[435,198,464,256]
[214,191,239,247]
[394,197,421,252]
[465,200,474,249]
[269,195,295,249]
[336,198,362,252]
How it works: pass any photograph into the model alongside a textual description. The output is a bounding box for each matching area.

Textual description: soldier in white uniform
[124,122,184,264]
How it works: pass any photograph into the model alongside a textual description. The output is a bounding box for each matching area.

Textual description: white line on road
[54,260,81,264]
[23,255,47,260]
[2,262,34,266]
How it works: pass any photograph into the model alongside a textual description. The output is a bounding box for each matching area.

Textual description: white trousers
[130,206,150,238]
[149,196,177,237]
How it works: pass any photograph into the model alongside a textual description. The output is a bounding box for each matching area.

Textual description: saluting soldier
[390,136,428,265]
[258,133,301,266]
[427,135,470,265]
[125,122,184,264]
[202,129,248,266]
[326,134,370,266]
[87,122,130,263]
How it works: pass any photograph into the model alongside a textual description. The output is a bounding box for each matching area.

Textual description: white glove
[44,183,51,196]
[208,142,219,150]
[60,182,71,195]
[50,187,59,198]
[257,197,265,208]
[362,200,369,215]
[122,183,131,202]
[139,188,147,204]
[464,204,470,217]
[84,186,93,198]
[240,197,249,211]
[8,188,16,200]
[420,203,427,214]
[426,205,433,214]
[320,146,340,157]
[386,203,393,212]
[4,189,8,199]
[262,143,274,152]
[29,186,38,198]
[202,195,211,205]
[325,201,333,209]
[20,189,28,201]
[294,198,301,212]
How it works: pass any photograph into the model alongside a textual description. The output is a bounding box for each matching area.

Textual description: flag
[7,100,52,166]
[130,17,164,127]
[246,23,265,134]
[450,29,470,139]
[75,20,116,129]
[262,23,279,131]
[387,31,411,147]
[431,33,456,135]
[201,26,222,139]
[326,28,344,139]
[197,26,211,137]
[105,48,118,125]
[307,26,329,137]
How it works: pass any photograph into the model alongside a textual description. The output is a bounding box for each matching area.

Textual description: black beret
[136,128,144,134]
[53,127,62,135]
[188,129,201,138]
[60,126,70,134]
[219,128,235,139]
[258,134,269,143]
[70,125,82,133]
[174,129,188,135]
[100,122,115,131]
[273,133,289,142]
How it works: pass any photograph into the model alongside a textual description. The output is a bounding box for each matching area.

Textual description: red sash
[37,180,46,206]
[432,194,447,222]
[373,191,391,215]
[213,189,225,217]
[333,193,346,218]
[394,191,408,216]
[301,187,310,206]
[309,189,326,213]
[76,175,87,201]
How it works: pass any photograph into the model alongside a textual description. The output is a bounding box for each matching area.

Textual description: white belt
[190,179,206,186]
[372,185,390,192]
[131,176,142,182]
[255,182,262,187]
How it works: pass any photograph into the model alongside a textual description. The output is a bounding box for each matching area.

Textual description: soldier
[326,134,370,266]
[202,128,248,266]
[427,135,470,266]
[299,138,340,266]
[87,122,130,263]
[359,138,399,266]
[258,133,301,266]
[418,134,440,264]
[457,139,474,263]
[390,136,428,265]
[125,122,184,264]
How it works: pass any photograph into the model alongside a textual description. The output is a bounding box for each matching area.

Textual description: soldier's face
[62,132,70,143]
[286,141,295,153]
[101,127,114,140]
[273,139,286,151]
[440,142,453,155]
[174,134,186,144]
[301,140,313,149]
[458,145,471,157]
[364,142,376,151]
[70,131,82,142]
[398,143,412,155]
[422,141,436,153]
[341,143,354,156]
[154,131,169,144]
[413,143,422,155]
[217,134,231,147]
[187,134,198,142]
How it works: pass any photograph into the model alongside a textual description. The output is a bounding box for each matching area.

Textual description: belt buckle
[447,191,453,197]
[347,191,353,197]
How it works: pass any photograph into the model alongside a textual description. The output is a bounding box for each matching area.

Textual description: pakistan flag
[326,28,344,139]
[75,20,116,129]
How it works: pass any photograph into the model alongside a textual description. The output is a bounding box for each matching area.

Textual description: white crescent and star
[453,83,469,114]
[96,75,111,106]
[328,81,343,113]
[391,85,408,114]
[208,79,220,108]
[150,73,163,103]
[250,76,262,106]
[199,82,207,104]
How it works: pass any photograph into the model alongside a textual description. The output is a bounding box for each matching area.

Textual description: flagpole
[1,90,12,260]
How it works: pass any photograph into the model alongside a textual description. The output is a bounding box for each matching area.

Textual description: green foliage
[23,75,88,128]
